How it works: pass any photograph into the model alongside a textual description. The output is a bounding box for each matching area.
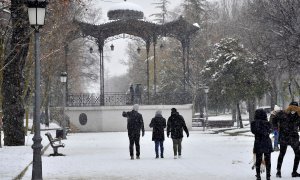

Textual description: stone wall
[65,104,193,132]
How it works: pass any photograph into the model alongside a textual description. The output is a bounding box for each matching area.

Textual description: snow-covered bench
[207,120,234,128]
[45,132,65,156]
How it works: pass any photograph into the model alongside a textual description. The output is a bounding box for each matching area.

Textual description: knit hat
[155,110,162,116]
[289,101,299,107]
[133,104,139,111]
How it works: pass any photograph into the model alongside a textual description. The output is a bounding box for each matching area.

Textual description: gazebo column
[146,40,150,104]
[153,36,157,94]
[97,39,105,106]
[186,37,191,88]
[181,39,187,91]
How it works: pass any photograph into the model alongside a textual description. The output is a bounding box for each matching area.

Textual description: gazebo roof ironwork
[75,16,199,43]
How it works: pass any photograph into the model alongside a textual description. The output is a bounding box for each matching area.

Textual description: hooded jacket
[167,112,189,139]
[272,105,300,145]
[251,109,273,154]
[149,114,166,141]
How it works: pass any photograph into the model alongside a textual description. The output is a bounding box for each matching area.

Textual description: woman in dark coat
[251,109,273,180]
[149,110,166,158]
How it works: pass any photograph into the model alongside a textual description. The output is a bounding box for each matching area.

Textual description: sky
[1,119,297,180]
[91,0,183,77]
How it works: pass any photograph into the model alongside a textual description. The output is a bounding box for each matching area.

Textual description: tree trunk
[231,103,237,126]
[237,102,243,128]
[1,1,30,146]
[270,77,278,110]
[247,98,256,123]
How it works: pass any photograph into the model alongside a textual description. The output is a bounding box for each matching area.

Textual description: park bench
[192,117,205,127]
[45,132,65,156]
[206,120,234,128]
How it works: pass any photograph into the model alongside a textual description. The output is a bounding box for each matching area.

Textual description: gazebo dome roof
[107,1,144,20]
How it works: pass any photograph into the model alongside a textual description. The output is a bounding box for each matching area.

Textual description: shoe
[130,156,134,160]
[136,156,140,159]
[178,155,181,159]
[292,172,300,177]
[255,175,261,180]
[174,156,177,159]
[155,155,159,159]
[161,154,164,158]
[276,171,281,178]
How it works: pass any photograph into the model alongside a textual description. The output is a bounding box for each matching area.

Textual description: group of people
[122,104,189,160]
[251,101,300,180]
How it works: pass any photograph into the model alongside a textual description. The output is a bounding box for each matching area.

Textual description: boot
[292,172,300,177]
[160,154,164,158]
[276,171,281,178]
[256,175,261,180]
[155,154,159,159]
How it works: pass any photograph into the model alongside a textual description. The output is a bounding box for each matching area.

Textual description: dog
[251,153,266,174]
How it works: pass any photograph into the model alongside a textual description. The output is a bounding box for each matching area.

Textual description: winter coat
[149,114,166,141]
[251,118,273,154]
[122,110,145,138]
[167,112,189,139]
[272,107,300,146]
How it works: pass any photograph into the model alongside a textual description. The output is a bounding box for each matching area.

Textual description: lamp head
[26,0,48,29]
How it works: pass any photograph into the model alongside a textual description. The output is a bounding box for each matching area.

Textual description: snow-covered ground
[0,124,298,180]
[0,114,297,180]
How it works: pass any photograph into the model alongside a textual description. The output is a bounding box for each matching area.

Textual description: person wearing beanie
[269,105,281,151]
[272,101,300,178]
[251,109,273,180]
[167,108,189,159]
[122,104,145,160]
[149,110,166,158]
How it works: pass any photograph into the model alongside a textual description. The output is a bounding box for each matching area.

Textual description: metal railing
[50,92,192,107]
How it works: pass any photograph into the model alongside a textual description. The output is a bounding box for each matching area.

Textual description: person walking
[251,109,273,180]
[167,108,189,159]
[272,101,300,178]
[269,105,281,151]
[149,110,166,159]
[122,104,145,160]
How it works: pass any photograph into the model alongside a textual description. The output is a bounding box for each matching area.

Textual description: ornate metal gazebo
[73,0,199,106]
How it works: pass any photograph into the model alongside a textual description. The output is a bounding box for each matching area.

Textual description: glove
[142,131,145,137]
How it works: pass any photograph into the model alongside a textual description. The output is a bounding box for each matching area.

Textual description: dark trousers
[172,138,182,156]
[129,135,140,157]
[256,153,271,177]
[277,142,300,172]
[155,141,164,156]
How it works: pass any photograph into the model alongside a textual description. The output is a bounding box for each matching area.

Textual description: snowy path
[17,131,296,180]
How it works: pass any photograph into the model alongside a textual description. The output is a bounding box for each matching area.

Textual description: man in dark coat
[251,109,273,180]
[149,110,166,158]
[122,104,145,160]
[167,108,189,159]
[272,101,300,178]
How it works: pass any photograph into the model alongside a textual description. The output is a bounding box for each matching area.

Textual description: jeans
[129,135,140,157]
[172,138,182,156]
[256,153,271,177]
[155,141,164,156]
[274,130,279,148]
[277,142,300,173]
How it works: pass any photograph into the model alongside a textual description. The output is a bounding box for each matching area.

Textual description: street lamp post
[204,86,209,131]
[60,72,67,139]
[26,0,48,179]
